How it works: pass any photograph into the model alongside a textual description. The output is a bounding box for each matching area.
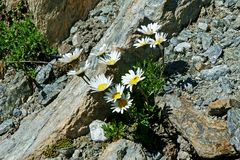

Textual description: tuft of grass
[43,138,73,158]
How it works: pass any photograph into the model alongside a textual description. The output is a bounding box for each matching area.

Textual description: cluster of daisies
[57,22,167,114]
[133,22,167,48]
[87,67,145,114]
[58,43,145,114]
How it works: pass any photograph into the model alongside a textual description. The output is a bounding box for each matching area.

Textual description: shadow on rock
[164,60,189,76]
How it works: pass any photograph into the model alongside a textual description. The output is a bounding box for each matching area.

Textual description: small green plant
[135,59,165,96]
[0,0,56,72]
[102,121,127,141]
[43,138,73,158]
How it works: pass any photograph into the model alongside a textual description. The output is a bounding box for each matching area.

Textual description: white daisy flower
[133,37,151,48]
[121,68,145,92]
[104,84,125,103]
[88,74,113,93]
[59,48,83,64]
[97,44,109,56]
[111,93,133,114]
[149,32,167,48]
[137,22,161,35]
[67,60,91,76]
[99,50,121,65]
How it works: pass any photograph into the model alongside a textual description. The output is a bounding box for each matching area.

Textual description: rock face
[27,0,100,45]
[0,71,33,120]
[156,95,237,158]
[0,0,206,159]
[99,139,147,160]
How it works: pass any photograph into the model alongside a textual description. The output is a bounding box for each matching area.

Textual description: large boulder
[0,0,206,159]
[155,95,237,158]
[27,0,100,45]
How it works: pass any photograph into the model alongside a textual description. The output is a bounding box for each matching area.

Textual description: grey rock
[205,44,222,64]
[235,0,240,8]
[198,22,208,31]
[99,139,147,160]
[224,0,238,7]
[57,147,75,158]
[12,108,22,117]
[214,0,224,7]
[220,37,234,48]
[201,33,212,50]
[38,76,67,106]
[72,149,81,158]
[198,65,230,80]
[0,119,13,135]
[164,44,174,56]
[72,32,81,46]
[170,37,179,46]
[174,42,191,53]
[100,6,113,15]
[95,16,108,24]
[177,30,194,42]
[0,71,33,118]
[70,26,78,34]
[35,60,55,84]
[219,77,234,94]
[177,151,191,160]
[233,16,240,30]
[232,36,240,47]
[227,107,240,152]
[89,120,107,142]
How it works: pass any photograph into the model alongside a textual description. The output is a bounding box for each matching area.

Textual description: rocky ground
[0,0,240,159]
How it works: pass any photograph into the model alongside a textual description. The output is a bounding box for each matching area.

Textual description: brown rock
[208,99,240,116]
[156,95,236,158]
[27,0,100,46]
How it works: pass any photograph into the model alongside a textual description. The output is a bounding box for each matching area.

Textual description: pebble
[198,22,208,31]
[72,32,81,46]
[198,65,230,80]
[35,60,55,84]
[89,120,107,142]
[12,108,22,117]
[204,44,222,64]
[174,42,191,53]
[72,149,81,158]
[70,26,78,34]
[201,33,212,50]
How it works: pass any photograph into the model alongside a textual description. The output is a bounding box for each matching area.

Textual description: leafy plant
[102,121,127,141]
[0,0,56,71]
[134,59,165,96]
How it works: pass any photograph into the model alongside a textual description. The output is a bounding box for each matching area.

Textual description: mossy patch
[43,138,73,158]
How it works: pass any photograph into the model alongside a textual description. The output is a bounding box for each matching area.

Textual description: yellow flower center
[118,99,127,108]
[129,76,140,85]
[140,41,147,46]
[97,83,107,91]
[112,92,121,100]
[107,59,116,65]
[155,38,164,46]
